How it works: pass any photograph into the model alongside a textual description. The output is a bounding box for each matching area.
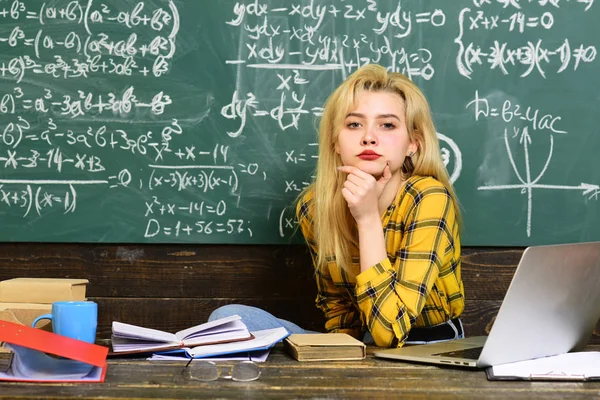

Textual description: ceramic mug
[31,301,98,343]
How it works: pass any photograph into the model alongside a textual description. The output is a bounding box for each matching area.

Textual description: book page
[175,314,244,341]
[111,338,182,353]
[112,321,176,343]
[183,330,252,347]
[490,352,600,379]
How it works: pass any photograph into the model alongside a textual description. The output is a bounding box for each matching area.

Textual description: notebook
[373,241,600,368]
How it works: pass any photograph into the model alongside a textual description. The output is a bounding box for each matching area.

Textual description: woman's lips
[358,151,381,161]
[359,154,381,160]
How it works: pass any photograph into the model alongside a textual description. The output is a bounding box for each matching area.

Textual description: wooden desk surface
[1,345,599,400]
[0,346,600,400]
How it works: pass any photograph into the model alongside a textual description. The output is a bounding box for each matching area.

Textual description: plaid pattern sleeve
[296,191,363,339]
[354,176,464,347]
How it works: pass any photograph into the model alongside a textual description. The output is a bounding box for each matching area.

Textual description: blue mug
[32,301,98,343]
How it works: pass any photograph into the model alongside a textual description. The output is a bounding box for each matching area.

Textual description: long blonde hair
[302,64,460,273]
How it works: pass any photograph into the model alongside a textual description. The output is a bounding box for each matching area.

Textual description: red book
[0,320,108,382]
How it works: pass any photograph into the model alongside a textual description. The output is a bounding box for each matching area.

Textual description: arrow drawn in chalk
[478,127,599,237]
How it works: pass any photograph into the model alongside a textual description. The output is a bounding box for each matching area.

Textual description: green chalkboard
[1,0,598,245]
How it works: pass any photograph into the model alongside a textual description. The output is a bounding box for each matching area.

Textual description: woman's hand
[337,163,392,223]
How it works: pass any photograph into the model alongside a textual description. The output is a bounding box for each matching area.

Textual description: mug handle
[31,314,53,328]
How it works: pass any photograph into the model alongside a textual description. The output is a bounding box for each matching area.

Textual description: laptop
[373,241,600,368]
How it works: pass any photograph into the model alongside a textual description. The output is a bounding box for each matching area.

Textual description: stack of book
[0,278,107,382]
[0,278,89,352]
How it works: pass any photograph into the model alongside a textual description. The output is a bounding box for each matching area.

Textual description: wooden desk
[1,345,599,400]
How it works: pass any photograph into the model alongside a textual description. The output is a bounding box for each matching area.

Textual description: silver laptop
[373,241,600,368]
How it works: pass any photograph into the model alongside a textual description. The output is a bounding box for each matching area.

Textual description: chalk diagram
[438,132,462,184]
[478,127,600,237]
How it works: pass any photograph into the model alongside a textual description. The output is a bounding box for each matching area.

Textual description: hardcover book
[284,333,366,361]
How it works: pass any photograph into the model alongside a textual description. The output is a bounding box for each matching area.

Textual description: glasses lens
[189,360,219,381]
[231,361,261,382]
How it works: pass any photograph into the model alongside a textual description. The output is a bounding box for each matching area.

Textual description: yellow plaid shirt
[296,175,464,347]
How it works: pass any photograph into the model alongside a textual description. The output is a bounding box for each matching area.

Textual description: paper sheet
[489,352,600,379]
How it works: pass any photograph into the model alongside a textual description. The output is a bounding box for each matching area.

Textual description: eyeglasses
[184,359,261,382]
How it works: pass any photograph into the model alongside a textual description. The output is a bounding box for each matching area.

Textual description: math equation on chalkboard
[0,0,598,245]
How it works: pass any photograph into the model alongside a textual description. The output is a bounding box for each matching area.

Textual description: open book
[111,314,252,354]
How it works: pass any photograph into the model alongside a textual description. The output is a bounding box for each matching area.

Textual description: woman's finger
[341,187,357,204]
[345,173,368,187]
[337,165,372,180]
[343,179,361,195]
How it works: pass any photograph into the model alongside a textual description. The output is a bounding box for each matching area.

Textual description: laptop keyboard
[433,346,483,359]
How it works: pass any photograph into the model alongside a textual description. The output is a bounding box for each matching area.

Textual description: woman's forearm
[356,216,387,273]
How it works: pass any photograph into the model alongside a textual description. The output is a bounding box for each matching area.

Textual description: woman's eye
[382,122,396,129]
[347,122,360,128]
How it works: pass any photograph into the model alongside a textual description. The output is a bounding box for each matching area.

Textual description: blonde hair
[300,64,461,274]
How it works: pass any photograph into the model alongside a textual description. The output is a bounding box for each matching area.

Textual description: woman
[210,64,465,347]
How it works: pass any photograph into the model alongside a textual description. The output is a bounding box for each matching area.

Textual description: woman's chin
[356,162,384,177]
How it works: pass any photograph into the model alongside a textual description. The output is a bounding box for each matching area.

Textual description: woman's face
[335,91,417,178]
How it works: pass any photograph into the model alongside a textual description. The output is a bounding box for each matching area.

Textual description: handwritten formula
[0,0,597,244]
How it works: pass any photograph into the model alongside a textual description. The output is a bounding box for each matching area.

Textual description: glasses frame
[183,359,261,382]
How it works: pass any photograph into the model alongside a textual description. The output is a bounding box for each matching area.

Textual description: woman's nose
[361,128,377,145]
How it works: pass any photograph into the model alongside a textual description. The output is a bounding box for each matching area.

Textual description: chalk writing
[471,90,599,237]
[0,0,598,245]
